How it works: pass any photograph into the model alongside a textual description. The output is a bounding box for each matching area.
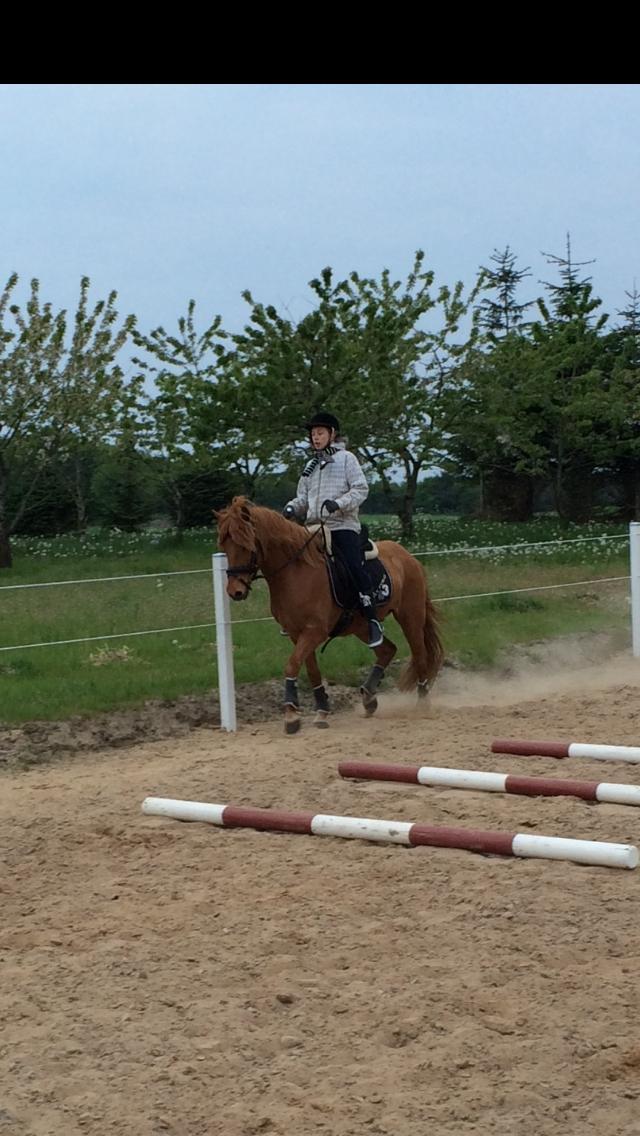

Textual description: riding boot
[359,592,383,649]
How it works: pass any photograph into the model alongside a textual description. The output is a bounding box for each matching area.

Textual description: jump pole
[492,739,640,763]
[339,760,640,807]
[141,797,638,869]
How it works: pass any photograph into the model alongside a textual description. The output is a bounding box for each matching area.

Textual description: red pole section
[222,806,315,834]
[409,824,516,856]
[492,739,570,758]
[339,761,420,783]
[505,775,598,800]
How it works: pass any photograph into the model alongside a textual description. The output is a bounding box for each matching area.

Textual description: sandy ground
[3,646,640,1135]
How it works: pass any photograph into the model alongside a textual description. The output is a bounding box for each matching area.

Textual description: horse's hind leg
[393,604,431,695]
[306,652,330,728]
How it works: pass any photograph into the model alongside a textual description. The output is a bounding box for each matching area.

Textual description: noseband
[225,550,258,593]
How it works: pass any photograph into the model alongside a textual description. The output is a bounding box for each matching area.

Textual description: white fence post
[212,553,237,731]
[630,522,640,659]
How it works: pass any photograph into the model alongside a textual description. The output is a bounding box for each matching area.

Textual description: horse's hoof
[314,711,330,729]
[361,692,378,717]
[284,717,301,735]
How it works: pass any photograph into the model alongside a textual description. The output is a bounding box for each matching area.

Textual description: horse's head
[214,497,259,601]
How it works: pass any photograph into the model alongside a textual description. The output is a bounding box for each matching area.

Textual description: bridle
[224,514,328,596]
[224,549,259,596]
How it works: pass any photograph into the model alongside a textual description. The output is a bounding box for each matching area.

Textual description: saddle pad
[325,553,392,610]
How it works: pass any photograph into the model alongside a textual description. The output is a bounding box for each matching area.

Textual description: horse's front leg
[283,628,327,735]
[358,629,397,717]
[305,652,330,729]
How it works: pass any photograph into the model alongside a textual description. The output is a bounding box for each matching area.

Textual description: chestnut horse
[215,496,444,733]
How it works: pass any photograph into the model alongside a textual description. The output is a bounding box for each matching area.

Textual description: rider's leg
[330,529,383,649]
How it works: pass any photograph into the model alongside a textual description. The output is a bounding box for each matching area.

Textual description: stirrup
[367,619,383,649]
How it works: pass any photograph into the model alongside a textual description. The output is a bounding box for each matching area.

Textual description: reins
[225,516,329,593]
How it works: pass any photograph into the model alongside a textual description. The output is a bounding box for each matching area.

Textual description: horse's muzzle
[229,589,249,602]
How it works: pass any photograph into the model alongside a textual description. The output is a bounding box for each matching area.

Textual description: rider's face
[311,426,333,450]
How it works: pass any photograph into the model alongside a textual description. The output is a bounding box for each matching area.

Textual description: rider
[283,411,384,649]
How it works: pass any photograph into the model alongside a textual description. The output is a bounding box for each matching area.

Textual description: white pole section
[212,553,237,732]
[143,798,227,824]
[511,833,638,870]
[630,521,640,658]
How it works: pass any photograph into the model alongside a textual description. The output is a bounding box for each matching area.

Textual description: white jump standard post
[631,521,640,658]
[339,760,640,807]
[141,797,639,869]
[212,552,236,732]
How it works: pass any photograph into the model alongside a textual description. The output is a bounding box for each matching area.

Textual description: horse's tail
[397,591,445,692]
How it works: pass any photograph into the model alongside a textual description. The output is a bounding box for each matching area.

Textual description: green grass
[0,519,632,724]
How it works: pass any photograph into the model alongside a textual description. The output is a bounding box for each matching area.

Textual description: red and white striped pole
[492,739,640,763]
[141,797,639,869]
[339,760,640,807]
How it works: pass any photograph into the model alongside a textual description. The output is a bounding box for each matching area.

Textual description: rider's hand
[322,499,340,514]
[282,505,296,519]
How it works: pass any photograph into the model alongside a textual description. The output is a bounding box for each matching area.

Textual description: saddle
[305,524,393,612]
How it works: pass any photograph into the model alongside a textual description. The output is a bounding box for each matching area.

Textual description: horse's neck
[256,533,279,575]
[255,524,309,577]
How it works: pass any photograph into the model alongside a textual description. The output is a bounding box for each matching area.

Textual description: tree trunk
[73,455,88,532]
[0,522,12,569]
[0,462,12,568]
[397,467,420,542]
[478,469,486,516]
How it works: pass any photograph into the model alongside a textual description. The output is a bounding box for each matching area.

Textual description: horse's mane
[215,496,324,567]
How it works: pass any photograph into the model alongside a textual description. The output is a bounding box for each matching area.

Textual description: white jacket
[286,444,369,532]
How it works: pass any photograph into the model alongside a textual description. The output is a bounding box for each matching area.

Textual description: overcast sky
[2,83,639,351]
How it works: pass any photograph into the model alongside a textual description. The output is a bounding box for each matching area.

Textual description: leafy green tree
[0,274,135,566]
[161,464,241,528]
[530,237,611,520]
[450,238,620,523]
[478,246,534,336]
[221,254,482,539]
[7,454,76,535]
[447,249,542,520]
[56,277,137,530]
[606,287,640,518]
[90,431,156,530]
[133,300,273,504]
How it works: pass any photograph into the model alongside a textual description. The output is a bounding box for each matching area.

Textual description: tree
[478,246,533,336]
[447,248,543,520]
[219,254,482,539]
[90,431,156,530]
[529,236,611,520]
[133,301,270,510]
[607,286,640,518]
[0,274,136,566]
[55,277,138,531]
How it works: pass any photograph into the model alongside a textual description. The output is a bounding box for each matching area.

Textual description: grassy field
[0,516,631,725]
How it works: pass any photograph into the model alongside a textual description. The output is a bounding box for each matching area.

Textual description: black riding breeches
[330,528,372,599]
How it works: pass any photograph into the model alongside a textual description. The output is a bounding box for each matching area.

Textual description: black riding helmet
[305,411,340,434]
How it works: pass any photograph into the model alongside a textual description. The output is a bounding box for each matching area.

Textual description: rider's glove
[322,499,340,514]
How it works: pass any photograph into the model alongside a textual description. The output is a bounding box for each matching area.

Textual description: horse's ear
[241,504,251,521]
